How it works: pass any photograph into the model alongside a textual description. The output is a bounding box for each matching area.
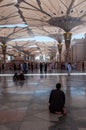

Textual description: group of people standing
[39,62,55,73]
[39,62,48,73]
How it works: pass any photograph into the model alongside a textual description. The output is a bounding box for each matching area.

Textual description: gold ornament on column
[64,32,72,40]
[2,44,7,54]
[18,52,21,57]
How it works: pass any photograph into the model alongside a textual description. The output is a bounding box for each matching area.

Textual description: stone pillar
[57,43,63,63]
[57,43,63,69]
[63,32,72,63]
[1,44,7,68]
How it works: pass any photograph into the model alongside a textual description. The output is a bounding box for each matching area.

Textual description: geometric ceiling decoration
[30,26,64,42]
[0,0,86,58]
[0,0,24,25]
[7,40,57,57]
[18,0,86,32]
[0,27,33,43]
[30,26,64,36]
[4,40,37,57]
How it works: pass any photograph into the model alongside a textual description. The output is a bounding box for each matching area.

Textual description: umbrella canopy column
[0,37,7,70]
[1,43,7,69]
[63,32,72,63]
[57,43,63,63]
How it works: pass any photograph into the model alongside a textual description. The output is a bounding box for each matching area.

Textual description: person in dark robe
[13,72,19,81]
[49,83,66,115]
[19,72,25,80]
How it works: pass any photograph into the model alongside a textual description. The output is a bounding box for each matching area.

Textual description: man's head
[56,83,61,89]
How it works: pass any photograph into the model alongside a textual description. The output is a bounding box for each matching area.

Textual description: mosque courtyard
[0,71,86,130]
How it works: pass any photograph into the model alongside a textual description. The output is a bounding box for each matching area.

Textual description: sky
[14,36,55,42]
[0,24,27,28]
[72,33,84,39]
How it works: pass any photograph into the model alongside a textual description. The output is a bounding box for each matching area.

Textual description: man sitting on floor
[49,83,67,115]
[13,72,19,81]
[13,72,25,81]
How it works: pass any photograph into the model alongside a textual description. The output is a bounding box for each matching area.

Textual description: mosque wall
[71,40,86,62]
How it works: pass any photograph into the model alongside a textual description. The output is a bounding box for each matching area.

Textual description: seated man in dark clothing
[19,72,25,80]
[49,83,66,115]
[13,72,19,81]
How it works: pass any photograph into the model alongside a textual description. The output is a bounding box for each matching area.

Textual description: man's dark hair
[56,83,61,89]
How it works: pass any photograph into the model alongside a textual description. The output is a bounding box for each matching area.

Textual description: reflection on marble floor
[0,74,86,130]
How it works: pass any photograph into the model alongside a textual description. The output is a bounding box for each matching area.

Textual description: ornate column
[18,51,21,57]
[57,43,63,63]
[49,33,63,63]
[1,43,7,67]
[0,37,7,69]
[63,32,72,63]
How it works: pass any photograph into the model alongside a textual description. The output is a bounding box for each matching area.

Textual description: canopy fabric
[6,40,58,57]
[18,0,86,32]
[0,0,86,57]
[0,27,33,43]
[0,0,24,25]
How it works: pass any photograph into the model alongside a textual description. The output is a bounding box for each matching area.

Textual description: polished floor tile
[0,72,86,130]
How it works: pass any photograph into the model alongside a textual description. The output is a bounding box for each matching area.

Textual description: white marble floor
[0,72,86,130]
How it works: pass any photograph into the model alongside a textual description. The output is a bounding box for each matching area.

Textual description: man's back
[49,83,65,113]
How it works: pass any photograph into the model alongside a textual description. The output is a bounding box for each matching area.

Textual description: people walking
[67,63,72,76]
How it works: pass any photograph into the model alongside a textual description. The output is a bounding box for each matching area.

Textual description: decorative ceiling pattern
[0,27,33,43]
[0,0,86,57]
[0,0,24,25]
[18,0,86,32]
[7,40,58,57]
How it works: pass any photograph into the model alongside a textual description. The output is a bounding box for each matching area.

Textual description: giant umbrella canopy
[18,0,86,31]
[0,26,33,66]
[7,40,57,60]
[18,0,86,62]
[0,0,26,25]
